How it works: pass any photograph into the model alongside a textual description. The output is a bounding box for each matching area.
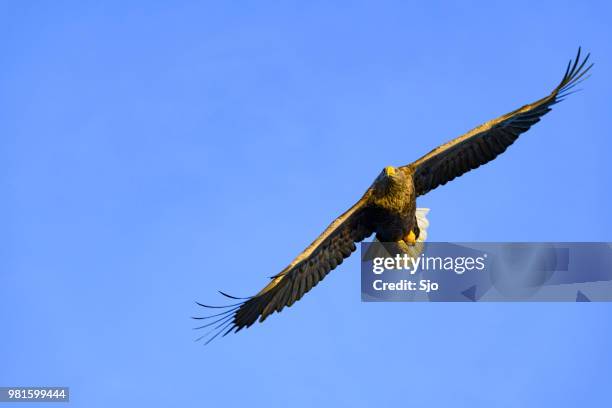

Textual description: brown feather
[402,48,592,197]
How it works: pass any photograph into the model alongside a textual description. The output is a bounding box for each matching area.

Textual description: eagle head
[383,166,396,177]
[374,165,402,190]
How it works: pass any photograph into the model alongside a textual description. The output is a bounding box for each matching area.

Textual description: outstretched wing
[402,48,592,197]
[194,191,375,343]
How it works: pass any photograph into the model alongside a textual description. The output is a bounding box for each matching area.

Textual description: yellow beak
[384,166,396,176]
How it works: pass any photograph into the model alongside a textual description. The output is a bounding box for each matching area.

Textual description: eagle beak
[384,166,396,177]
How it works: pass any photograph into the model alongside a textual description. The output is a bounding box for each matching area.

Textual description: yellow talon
[406,230,417,245]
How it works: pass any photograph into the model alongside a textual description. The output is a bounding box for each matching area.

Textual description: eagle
[195,48,592,343]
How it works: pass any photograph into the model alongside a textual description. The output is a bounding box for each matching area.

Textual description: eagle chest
[372,187,416,241]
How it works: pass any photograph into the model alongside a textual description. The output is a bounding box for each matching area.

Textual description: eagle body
[196,49,593,343]
[370,166,417,243]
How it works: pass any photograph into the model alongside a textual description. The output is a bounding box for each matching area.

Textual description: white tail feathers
[415,208,430,242]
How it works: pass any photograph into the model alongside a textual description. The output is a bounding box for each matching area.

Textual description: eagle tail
[415,208,430,242]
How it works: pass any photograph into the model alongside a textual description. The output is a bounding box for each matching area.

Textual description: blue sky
[2,1,611,407]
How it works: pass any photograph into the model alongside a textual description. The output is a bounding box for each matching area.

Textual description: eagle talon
[405,230,417,246]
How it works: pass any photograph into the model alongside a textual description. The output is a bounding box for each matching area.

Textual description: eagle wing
[402,48,592,197]
[195,190,375,343]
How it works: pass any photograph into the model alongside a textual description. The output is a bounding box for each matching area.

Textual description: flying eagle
[195,48,592,343]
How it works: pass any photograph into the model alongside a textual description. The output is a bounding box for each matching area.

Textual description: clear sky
[2,1,611,407]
